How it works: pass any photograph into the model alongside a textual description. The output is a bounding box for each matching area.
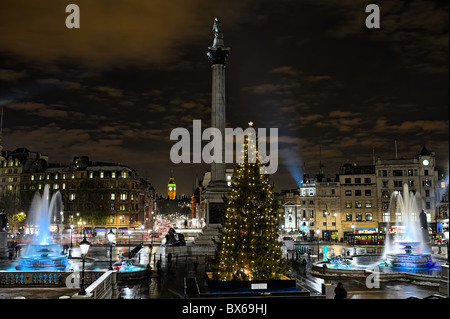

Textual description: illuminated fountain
[16,185,68,270]
[383,184,436,269]
[309,185,441,285]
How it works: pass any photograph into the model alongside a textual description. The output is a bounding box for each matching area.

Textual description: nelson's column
[204,17,230,227]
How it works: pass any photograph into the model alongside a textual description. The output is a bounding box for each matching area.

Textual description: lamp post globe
[78,234,91,296]
[107,229,116,270]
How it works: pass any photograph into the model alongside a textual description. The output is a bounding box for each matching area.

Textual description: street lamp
[324,211,329,242]
[333,213,338,242]
[128,229,132,258]
[351,223,355,246]
[151,211,155,246]
[78,233,91,296]
[141,224,144,244]
[316,228,320,261]
[69,224,74,257]
[107,229,116,270]
[60,211,64,240]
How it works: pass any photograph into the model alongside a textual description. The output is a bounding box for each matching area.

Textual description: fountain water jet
[16,185,68,270]
[384,184,435,269]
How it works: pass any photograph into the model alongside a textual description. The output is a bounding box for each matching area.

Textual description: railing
[73,270,117,299]
[0,270,104,287]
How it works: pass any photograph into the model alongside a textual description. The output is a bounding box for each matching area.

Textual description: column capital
[207,46,230,65]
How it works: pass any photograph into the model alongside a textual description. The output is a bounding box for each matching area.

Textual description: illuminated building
[168,171,176,200]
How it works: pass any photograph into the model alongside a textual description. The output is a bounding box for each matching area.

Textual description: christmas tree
[212,124,289,281]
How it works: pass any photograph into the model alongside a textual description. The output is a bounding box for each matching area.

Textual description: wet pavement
[114,243,443,299]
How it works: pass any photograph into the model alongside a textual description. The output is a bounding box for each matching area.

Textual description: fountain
[310,183,441,284]
[383,183,436,269]
[16,185,68,270]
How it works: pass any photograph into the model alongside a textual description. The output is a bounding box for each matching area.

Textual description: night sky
[0,0,448,195]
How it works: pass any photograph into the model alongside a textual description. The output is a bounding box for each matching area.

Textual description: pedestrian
[167,253,172,270]
[334,282,347,299]
[156,259,162,274]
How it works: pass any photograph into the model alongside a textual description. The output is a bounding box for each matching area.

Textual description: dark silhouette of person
[334,282,347,299]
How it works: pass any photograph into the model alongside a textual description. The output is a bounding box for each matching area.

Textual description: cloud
[0,0,251,69]
[329,110,358,118]
[0,69,27,82]
[312,110,362,132]
[271,66,298,77]
[5,102,69,119]
[324,0,449,74]
[243,82,301,95]
[37,78,82,90]
[374,118,449,134]
[94,86,124,98]
[298,114,324,122]
[307,75,332,83]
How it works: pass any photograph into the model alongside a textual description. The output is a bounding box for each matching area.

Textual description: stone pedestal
[0,232,9,259]
[322,282,336,298]
[156,241,217,259]
[439,264,449,296]
[204,182,228,226]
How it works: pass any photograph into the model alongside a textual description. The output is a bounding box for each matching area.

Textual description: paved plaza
[0,242,447,299]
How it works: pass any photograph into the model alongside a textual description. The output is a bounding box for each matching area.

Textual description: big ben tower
[168,171,176,200]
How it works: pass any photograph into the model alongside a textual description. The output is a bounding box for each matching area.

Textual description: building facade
[1,150,155,234]
[279,147,448,242]
[375,146,439,235]
[280,174,340,241]
[339,164,378,240]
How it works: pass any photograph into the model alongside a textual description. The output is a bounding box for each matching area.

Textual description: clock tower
[168,171,176,200]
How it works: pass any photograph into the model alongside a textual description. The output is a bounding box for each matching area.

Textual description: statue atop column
[208,17,230,64]
[211,17,225,48]
[212,17,223,40]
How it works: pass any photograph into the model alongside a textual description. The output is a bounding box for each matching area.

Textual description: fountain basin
[385,253,435,269]
[16,244,68,270]
[385,241,436,269]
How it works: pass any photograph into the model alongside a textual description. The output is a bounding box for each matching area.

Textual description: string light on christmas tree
[211,121,289,281]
